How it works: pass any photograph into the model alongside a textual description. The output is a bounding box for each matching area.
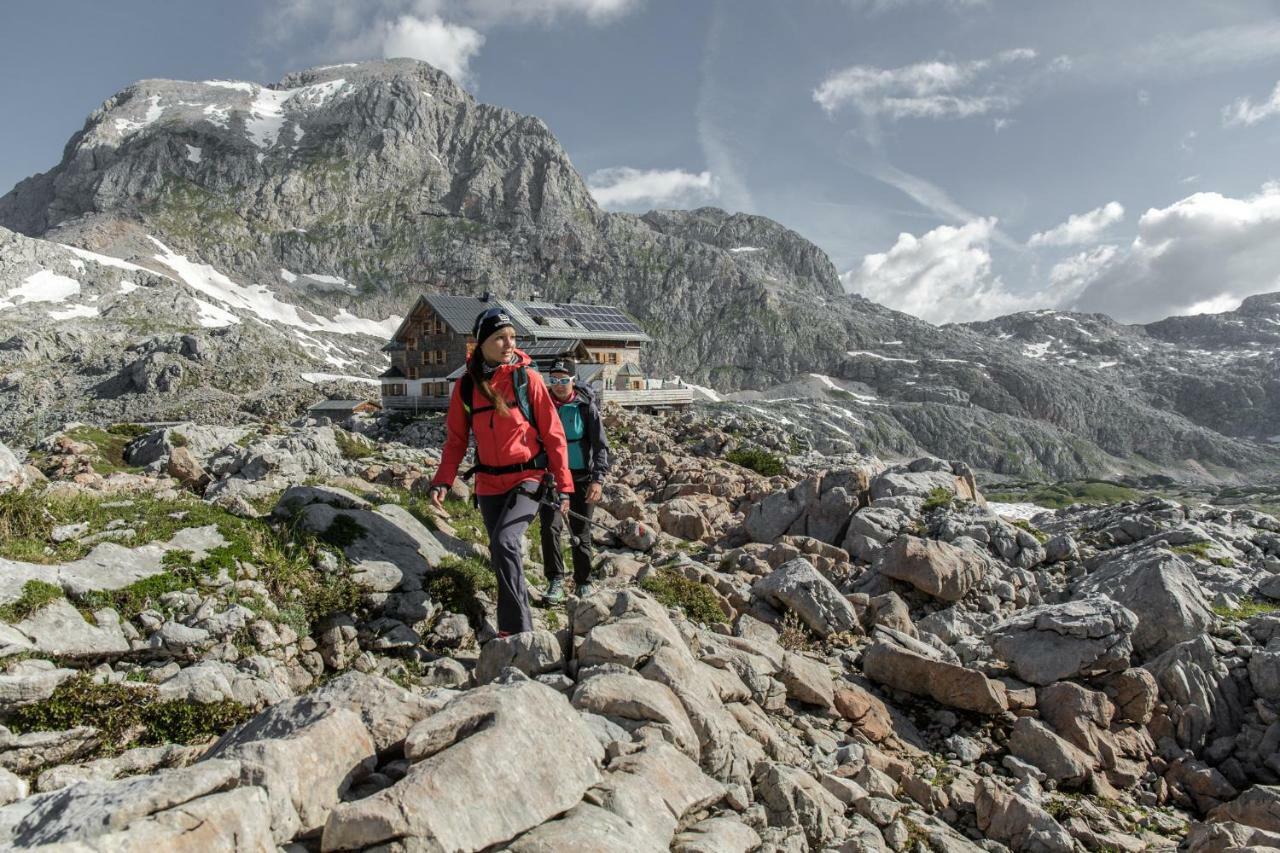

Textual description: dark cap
[548,357,576,375]
[472,306,514,344]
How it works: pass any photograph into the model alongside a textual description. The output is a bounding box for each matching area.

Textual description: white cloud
[1067,183,1280,322]
[813,48,1036,120]
[263,0,642,84]
[382,15,484,82]
[1048,245,1118,299]
[843,218,1035,323]
[1028,202,1124,247]
[1223,80,1280,126]
[1136,89,1150,106]
[851,0,987,11]
[464,0,640,25]
[586,167,718,208]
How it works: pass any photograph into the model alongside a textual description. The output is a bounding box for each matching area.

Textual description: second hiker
[427,307,573,637]
[540,358,610,603]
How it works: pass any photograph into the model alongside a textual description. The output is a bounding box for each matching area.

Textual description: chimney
[481,291,493,302]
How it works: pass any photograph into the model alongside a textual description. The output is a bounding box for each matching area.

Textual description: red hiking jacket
[431,350,574,497]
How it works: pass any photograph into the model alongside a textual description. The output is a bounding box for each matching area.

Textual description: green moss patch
[422,556,496,626]
[0,580,65,623]
[334,429,375,461]
[725,448,784,477]
[7,675,250,758]
[639,569,726,624]
[1212,597,1279,622]
[921,487,954,513]
[986,480,1140,510]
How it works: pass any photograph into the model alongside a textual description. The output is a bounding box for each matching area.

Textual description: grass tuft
[0,580,65,623]
[7,675,250,758]
[725,448,784,477]
[639,569,726,624]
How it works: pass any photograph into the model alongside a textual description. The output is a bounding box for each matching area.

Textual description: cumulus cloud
[263,0,642,84]
[1027,202,1124,247]
[813,48,1036,119]
[586,167,718,209]
[1067,183,1280,322]
[1048,245,1119,298]
[842,219,1036,323]
[1223,80,1280,126]
[382,15,484,82]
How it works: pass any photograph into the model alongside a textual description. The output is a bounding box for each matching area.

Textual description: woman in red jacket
[428,307,574,637]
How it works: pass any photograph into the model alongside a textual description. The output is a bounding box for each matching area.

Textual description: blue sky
[5,0,1280,324]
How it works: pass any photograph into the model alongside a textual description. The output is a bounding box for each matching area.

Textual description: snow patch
[118,280,139,294]
[846,350,918,364]
[301,372,379,386]
[113,95,163,137]
[194,298,238,329]
[1023,341,1052,359]
[0,270,82,309]
[185,144,202,163]
[60,245,154,275]
[48,304,99,321]
[205,80,255,92]
[280,269,298,283]
[1096,360,1119,368]
[151,237,399,335]
[684,382,721,402]
[729,246,763,253]
[987,501,1048,521]
[203,103,230,128]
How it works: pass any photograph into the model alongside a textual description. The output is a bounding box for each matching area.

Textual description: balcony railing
[381,387,693,411]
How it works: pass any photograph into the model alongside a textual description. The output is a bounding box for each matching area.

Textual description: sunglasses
[548,377,573,385]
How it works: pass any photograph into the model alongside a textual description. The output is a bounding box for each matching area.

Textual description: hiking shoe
[576,581,597,598]
[544,578,566,605]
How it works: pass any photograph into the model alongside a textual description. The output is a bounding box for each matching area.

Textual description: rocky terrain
[0,406,1276,850]
[0,59,1277,482]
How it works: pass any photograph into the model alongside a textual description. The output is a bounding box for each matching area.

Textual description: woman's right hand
[429,485,448,511]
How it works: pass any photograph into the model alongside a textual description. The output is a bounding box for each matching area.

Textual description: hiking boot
[544,578,566,605]
[576,581,597,598]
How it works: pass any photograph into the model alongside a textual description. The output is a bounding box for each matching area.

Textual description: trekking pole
[531,473,643,546]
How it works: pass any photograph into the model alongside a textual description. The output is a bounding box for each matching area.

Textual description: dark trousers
[477,487,539,634]
[540,477,594,586]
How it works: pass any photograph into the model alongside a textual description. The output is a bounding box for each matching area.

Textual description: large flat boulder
[1076,549,1213,659]
[0,760,243,846]
[752,558,860,637]
[988,596,1137,685]
[321,678,604,851]
[205,696,377,842]
[873,535,987,602]
[862,638,1008,715]
[273,484,449,592]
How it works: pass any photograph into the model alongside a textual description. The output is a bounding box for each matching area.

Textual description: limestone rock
[873,535,987,602]
[1076,548,1213,659]
[322,679,604,851]
[205,696,377,841]
[862,638,1008,715]
[474,629,564,685]
[752,558,860,637]
[988,596,1137,685]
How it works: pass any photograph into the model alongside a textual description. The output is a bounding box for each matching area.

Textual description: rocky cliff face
[0,59,1277,481]
[962,298,1280,444]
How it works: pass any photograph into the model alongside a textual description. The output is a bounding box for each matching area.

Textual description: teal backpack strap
[514,366,543,448]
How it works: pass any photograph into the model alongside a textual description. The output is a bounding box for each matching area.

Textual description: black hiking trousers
[539,474,595,587]
[477,485,539,634]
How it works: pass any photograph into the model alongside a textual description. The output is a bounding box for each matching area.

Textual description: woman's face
[481,327,516,363]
